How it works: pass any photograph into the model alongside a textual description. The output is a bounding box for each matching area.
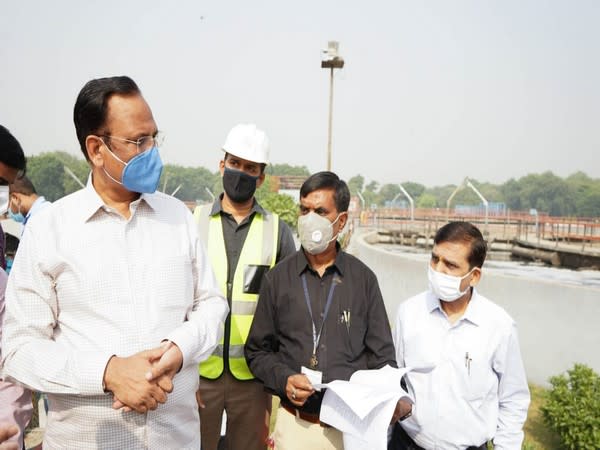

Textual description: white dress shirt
[23,195,51,227]
[393,289,529,450]
[1,180,229,449]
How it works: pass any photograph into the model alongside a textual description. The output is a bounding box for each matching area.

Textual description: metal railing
[353,207,600,250]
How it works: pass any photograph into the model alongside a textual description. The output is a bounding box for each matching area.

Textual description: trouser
[272,404,343,450]
[388,422,488,450]
[199,372,271,450]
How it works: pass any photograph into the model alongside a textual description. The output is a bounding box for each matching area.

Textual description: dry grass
[523,384,562,450]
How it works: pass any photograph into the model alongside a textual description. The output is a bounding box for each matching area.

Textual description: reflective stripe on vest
[194,203,279,380]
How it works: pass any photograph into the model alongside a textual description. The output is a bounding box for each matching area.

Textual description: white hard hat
[222,123,270,164]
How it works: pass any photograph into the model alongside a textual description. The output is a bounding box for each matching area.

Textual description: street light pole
[327,66,334,172]
[321,41,344,172]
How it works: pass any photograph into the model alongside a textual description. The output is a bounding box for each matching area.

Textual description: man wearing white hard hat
[194,123,296,450]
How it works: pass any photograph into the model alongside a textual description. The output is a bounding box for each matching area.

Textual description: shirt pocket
[243,264,270,294]
[460,351,496,406]
[345,323,367,358]
[335,303,366,359]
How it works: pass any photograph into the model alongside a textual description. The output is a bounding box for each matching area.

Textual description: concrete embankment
[347,229,600,386]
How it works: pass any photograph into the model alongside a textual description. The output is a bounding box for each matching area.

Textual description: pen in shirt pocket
[465,352,472,376]
[341,309,351,333]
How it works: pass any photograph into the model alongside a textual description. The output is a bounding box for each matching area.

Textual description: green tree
[462,179,504,203]
[567,172,600,217]
[438,179,504,209]
[576,186,600,217]
[365,180,379,193]
[519,172,575,216]
[22,151,600,218]
[347,175,364,195]
[499,171,586,216]
[425,184,457,210]
[362,180,380,208]
[379,183,401,205]
[266,163,310,176]
[452,188,481,205]
[258,191,298,229]
[255,174,275,198]
[26,152,69,201]
[159,165,219,202]
[255,175,298,229]
[401,181,426,199]
[416,193,437,208]
[49,151,90,195]
[500,178,522,211]
[210,173,224,201]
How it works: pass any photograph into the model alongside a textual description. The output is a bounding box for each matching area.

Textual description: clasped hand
[104,341,183,414]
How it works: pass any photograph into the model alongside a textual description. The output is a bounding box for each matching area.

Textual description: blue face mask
[8,200,25,223]
[9,208,25,223]
[103,144,164,193]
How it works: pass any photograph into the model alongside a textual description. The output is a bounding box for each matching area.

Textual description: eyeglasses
[101,132,164,154]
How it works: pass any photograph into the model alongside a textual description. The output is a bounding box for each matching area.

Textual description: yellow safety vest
[194,204,279,380]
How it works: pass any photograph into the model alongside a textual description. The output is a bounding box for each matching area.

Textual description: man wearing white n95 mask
[246,171,396,450]
[390,221,530,450]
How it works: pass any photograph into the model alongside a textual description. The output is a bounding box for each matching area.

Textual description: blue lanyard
[301,273,337,358]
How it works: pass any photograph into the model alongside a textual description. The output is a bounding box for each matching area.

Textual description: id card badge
[301,366,323,391]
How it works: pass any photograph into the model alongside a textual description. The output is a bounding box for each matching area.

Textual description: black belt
[388,422,488,450]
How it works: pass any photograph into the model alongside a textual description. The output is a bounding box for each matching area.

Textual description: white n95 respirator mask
[298,211,341,255]
[428,265,475,302]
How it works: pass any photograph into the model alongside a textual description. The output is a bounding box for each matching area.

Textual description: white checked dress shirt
[393,289,530,450]
[1,180,228,449]
[0,267,33,449]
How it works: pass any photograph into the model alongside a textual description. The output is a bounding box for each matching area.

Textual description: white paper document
[301,366,323,391]
[315,365,414,450]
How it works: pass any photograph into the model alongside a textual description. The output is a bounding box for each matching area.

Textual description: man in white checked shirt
[0,76,229,449]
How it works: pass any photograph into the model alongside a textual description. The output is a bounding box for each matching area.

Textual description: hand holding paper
[316,365,417,450]
[285,373,314,407]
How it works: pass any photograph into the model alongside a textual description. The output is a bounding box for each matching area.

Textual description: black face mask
[222,167,259,203]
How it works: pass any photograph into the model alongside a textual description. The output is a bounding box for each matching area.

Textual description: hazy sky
[1,1,598,187]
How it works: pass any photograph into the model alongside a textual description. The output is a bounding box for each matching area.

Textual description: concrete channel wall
[348,230,600,386]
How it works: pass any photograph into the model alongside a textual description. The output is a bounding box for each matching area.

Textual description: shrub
[541,363,600,450]
[256,191,298,230]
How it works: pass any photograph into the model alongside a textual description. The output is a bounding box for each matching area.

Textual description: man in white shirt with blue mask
[391,221,530,450]
[1,76,228,449]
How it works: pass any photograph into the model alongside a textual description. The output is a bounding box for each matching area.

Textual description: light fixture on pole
[321,41,344,171]
[392,185,415,221]
[446,177,489,234]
